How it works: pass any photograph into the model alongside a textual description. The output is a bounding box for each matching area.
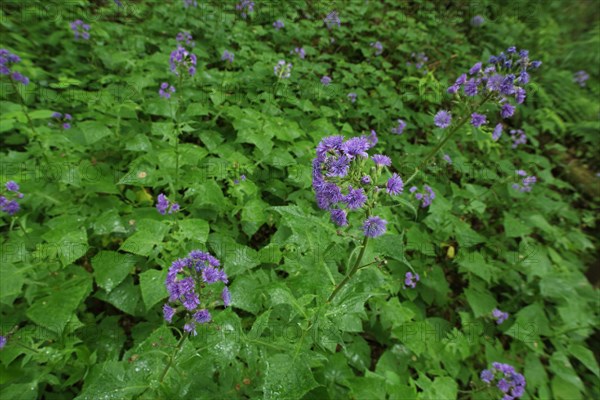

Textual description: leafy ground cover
[1,1,599,399]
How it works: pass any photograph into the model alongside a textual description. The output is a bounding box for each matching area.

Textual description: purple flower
[363,216,387,238]
[464,78,479,96]
[202,266,222,284]
[194,309,212,324]
[10,71,29,85]
[361,175,372,185]
[509,129,527,148]
[404,271,420,289]
[481,369,494,383]
[159,82,176,99]
[372,154,391,167]
[182,0,198,7]
[574,70,589,87]
[482,362,526,399]
[236,0,254,19]
[443,154,452,164]
[492,308,509,324]
[156,193,180,214]
[70,19,90,40]
[330,208,348,226]
[434,110,452,128]
[182,292,200,311]
[386,173,404,195]
[170,46,197,77]
[5,181,19,192]
[515,87,526,104]
[163,304,176,322]
[221,50,234,64]
[492,124,503,141]
[391,119,406,135]
[176,32,194,47]
[341,137,371,158]
[0,336,6,350]
[274,60,292,79]
[471,15,485,26]
[344,186,367,209]
[370,41,383,55]
[501,103,515,118]
[347,92,357,103]
[366,130,378,146]
[184,321,196,335]
[321,75,332,86]
[469,62,482,75]
[413,185,435,207]
[222,287,231,306]
[471,113,487,127]
[273,20,284,30]
[324,11,341,29]
[292,47,306,59]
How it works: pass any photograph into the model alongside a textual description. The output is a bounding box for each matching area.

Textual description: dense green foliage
[1,1,599,399]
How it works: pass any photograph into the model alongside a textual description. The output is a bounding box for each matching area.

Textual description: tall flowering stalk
[312,133,407,301]
[405,47,541,186]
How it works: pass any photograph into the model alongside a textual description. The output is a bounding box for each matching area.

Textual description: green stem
[159,331,189,384]
[328,235,369,303]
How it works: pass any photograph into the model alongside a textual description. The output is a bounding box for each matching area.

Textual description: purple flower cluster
[1,181,24,215]
[410,185,435,208]
[512,170,537,193]
[234,175,246,185]
[159,82,176,99]
[404,271,420,289]
[324,11,341,29]
[509,129,527,148]
[480,362,526,399]
[164,250,230,335]
[347,92,357,103]
[176,32,194,47]
[169,46,197,77]
[0,49,29,85]
[312,135,399,238]
[370,41,383,56]
[70,20,90,40]
[492,308,509,324]
[291,47,306,59]
[156,193,180,214]
[407,52,428,72]
[236,0,254,19]
[391,119,406,135]
[574,70,589,87]
[321,75,332,86]
[471,15,485,26]
[274,60,292,79]
[434,110,452,128]
[221,50,234,64]
[447,47,541,122]
[273,20,284,30]
[51,112,73,129]
[471,113,487,127]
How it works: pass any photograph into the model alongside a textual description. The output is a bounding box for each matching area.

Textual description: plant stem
[328,235,369,303]
[158,331,189,384]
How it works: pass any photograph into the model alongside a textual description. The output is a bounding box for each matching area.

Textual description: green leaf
[91,251,136,293]
[263,354,319,400]
[79,121,113,145]
[464,287,496,318]
[139,268,167,311]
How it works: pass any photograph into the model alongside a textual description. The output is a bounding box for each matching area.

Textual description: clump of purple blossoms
[407,52,428,73]
[321,75,332,86]
[312,134,401,238]
[370,41,383,56]
[509,129,527,148]
[291,47,306,59]
[182,0,197,7]
[434,110,452,128]
[471,113,487,127]
[391,119,406,135]
[347,92,357,103]
[221,50,234,64]
[0,49,29,85]
[471,15,485,26]
[236,0,254,19]
[574,70,589,87]
[492,124,503,141]
[70,20,90,40]
[404,271,420,289]
[274,60,292,79]
[324,11,341,29]
[447,47,541,121]
[169,46,197,77]
[1,181,24,215]
[480,362,526,399]
[164,250,230,335]
[176,32,194,47]
[51,112,73,129]
[158,82,176,99]
[273,20,284,30]
[492,308,509,324]
[156,193,180,215]
[410,185,435,208]
[512,170,537,193]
